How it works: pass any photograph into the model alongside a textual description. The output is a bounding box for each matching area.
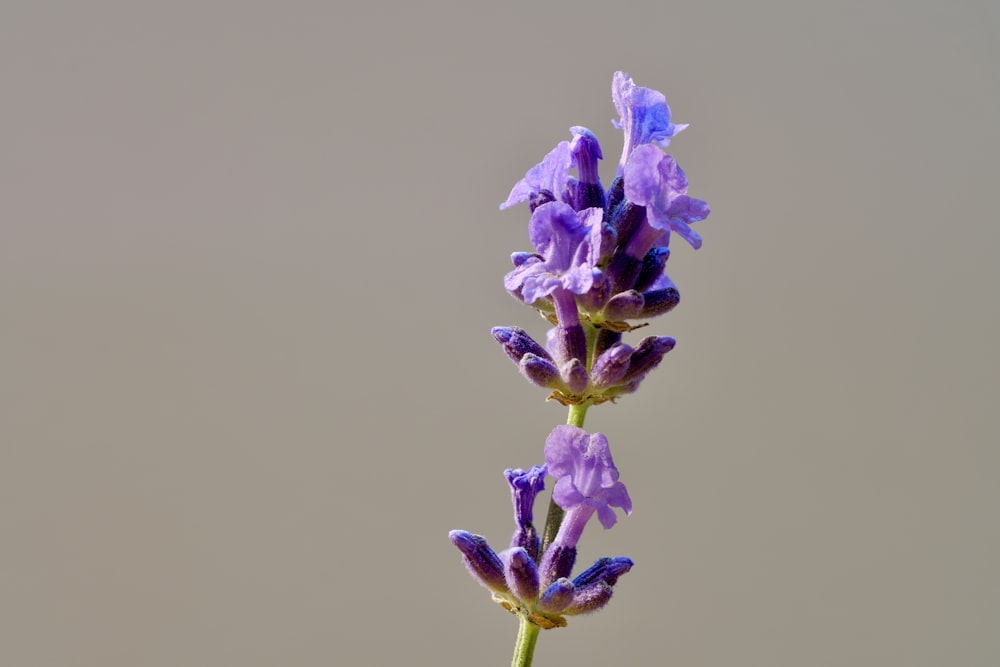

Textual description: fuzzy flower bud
[504,547,540,604]
[449,531,510,596]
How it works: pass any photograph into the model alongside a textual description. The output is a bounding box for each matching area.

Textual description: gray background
[2,1,998,666]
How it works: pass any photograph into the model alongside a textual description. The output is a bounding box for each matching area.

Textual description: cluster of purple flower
[450,427,632,628]
[450,72,709,637]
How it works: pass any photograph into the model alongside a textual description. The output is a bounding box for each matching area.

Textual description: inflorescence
[449,71,709,636]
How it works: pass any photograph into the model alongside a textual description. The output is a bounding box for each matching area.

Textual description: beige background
[2,1,998,666]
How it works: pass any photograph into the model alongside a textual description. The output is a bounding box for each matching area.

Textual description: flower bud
[605,251,643,294]
[593,328,622,361]
[519,354,562,390]
[504,547,540,604]
[449,531,510,596]
[548,324,587,367]
[607,200,646,252]
[590,344,633,390]
[602,290,645,321]
[562,581,613,615]
[560,358,589,395]
[572,556,634,588]
[537,544,577,590]
[621,336,676,384]
[537,578,575,614]
[605,175,625,215]
[491,327,551,365]
[640,287,680,318]
[633,247,670,292]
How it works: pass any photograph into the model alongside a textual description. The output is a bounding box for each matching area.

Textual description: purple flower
[612,71,688,174]
[500,141,573,211]
[505,465,547,560]
[545,425,632,543]
[624,144,710,250]
[504,201,603,304]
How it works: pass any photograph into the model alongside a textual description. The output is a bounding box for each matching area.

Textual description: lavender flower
[452,72,711,665]
[500,141,573,211]
[506,465,547,561]
[450,454,634,630]
[503,202,602,305]
[544,425,632,540]
[623,144,710,250]
[612,70,687,174]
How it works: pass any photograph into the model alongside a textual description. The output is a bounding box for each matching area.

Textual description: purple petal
[612,71,686,173]
[500,141,573,210]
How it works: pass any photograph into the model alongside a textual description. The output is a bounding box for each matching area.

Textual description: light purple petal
[612,71,686,173]
[552,476,585,509]
[500,141,573,210]
[544,425,631,524]
[624,144,707,250]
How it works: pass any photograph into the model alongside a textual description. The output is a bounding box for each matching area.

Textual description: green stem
[566,402,589,428]
[511,615,541,667]
[540,402,590,553]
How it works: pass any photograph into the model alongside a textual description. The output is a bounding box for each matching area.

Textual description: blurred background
[2,1,998,665]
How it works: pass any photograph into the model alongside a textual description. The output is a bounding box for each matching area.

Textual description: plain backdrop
[2,2,998,666]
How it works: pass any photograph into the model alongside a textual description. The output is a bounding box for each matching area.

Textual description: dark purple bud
[560,359,589,395]
[572,556,634,588]
[608,201,646,252]
[504,547,540,603]
[519,354,562,390]
[621,336,676,384]
[449,530,510,595]
[537,543,577,590]
[590,344,633,390]
[593,328,622,361]
[574,183,606,214]
[562,581,613,615]
[537,578,575,614]
[549,323,587,367]
[602,290,645,321]
[633,247,670,292]
[605,176,625,215]
[492,327,552,365]
[640,287,680,318]
[605,251,643,294]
